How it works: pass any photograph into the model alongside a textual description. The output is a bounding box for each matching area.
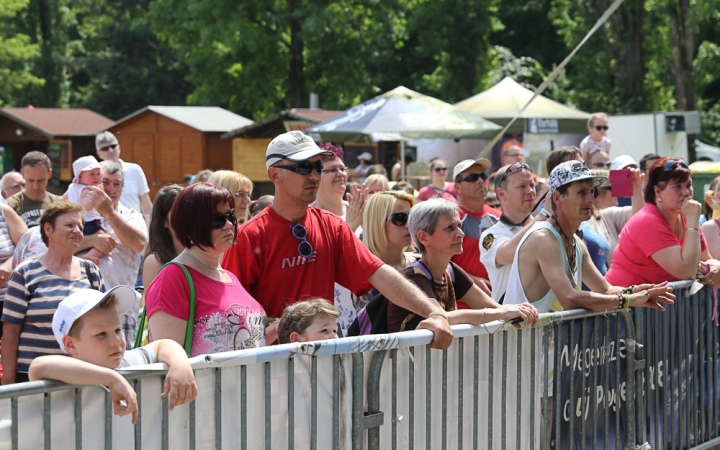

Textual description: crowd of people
[0,111,713,420]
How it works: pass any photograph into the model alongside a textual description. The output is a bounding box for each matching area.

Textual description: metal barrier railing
[0,282,717,449]
[633,281,720,450]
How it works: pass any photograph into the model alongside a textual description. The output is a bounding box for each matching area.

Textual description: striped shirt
[2,258,105,373]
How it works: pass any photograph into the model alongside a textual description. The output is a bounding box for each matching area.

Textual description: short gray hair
[408,198,459,253]
[95,131,118,151]
[99,160,124,184]
[0,172,20,191]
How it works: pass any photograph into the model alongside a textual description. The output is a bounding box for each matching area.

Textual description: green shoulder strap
[134,261,196,356]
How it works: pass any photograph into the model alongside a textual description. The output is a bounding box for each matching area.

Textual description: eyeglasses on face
[275,159,323,176]
[2,182,25,191]
[662,159,689,172]
[234,191,251,199]
[498,162,532,187]
[99,143,118,151]
[388,212,409,227]
[212,209,237,229]
[433,167,448,173]
[290,224,313,258]
[456,172,487,183]
[322,167,349,175]
[592,161,612,168]
[594,126,609,131]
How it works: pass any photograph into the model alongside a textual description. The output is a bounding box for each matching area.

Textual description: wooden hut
[105,106,253,198]
[0,108,113,193]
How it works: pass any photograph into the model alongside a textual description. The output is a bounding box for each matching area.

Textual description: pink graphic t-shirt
[146,264,267,356]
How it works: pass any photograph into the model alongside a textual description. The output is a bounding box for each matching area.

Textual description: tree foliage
[0,0,44,106]
[1,0,719,146]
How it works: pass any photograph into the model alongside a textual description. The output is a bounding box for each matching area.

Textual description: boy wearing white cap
[29,286,196,424]
[66,155,108,264]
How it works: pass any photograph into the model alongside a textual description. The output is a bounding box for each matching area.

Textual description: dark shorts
[83,219,104,236]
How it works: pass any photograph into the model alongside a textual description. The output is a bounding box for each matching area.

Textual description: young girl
[580,112,612,162]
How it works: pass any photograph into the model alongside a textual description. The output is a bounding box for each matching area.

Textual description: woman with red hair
[606,157,720,286]
[145,183,266,355]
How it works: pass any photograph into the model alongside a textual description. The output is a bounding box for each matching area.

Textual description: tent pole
[400,140,406,182]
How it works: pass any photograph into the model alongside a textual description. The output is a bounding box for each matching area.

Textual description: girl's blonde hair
[277,298,339,344]
[207,170,253,220]
[363,191,415,258]
[364,174,389,192]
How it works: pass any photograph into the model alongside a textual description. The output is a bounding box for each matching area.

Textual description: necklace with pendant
[551,216,577,273]
[185,249,226,274]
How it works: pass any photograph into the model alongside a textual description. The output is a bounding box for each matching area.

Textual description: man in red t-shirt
[223,131,453,348]
[450,159,501,300]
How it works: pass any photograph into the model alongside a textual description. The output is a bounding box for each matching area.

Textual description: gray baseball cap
[265,131,332,169]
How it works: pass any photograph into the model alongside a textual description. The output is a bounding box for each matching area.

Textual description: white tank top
[504,221,582,312]
[66,183,102,221]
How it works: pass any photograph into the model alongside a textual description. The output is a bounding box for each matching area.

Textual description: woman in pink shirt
[146,183,267,356]
[417,158,458,203]
[606,157,720,286]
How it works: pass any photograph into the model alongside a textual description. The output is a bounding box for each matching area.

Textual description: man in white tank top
[504,161,674,313]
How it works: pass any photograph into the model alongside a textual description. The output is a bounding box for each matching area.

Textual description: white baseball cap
[265,131,333,169]
[611,155,638,171]
[52,286,139,353]
[72,156,101,183]
[357,152,373,162]
[452,158,492,182]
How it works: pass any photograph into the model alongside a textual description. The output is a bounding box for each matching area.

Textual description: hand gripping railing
[0,281,717,449]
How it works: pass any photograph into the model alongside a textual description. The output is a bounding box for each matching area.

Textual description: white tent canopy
[455,77,591,134]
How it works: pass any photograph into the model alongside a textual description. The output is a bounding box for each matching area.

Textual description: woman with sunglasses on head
[311,143,367,233]
[387,198,538,333]
[145,183,266,355]
[417,158,458,203]
[207,170,253,224]
[309,143,368,335]
[606,157,720,286]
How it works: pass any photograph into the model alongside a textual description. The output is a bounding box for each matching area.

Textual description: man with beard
[503,161,674,312]
[449,159,500,298]
[480,163,536,302]
[222,131,453,348]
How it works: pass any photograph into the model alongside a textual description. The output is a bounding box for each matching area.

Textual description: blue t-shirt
[580,221,610,290]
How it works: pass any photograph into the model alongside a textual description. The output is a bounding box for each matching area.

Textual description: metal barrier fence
[633,281,720,450]
[0,282,716,449]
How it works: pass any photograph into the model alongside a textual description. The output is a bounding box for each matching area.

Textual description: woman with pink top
[145,183,266,355]
[606,157,720,286]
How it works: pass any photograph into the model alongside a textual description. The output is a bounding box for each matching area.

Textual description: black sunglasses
[662,159,689,171]
[433,167,448,173]
[592,161,612,168]
[275,160,323,176]
[497,162,532,188]
[594,125,609,131]
[212,210,237,229]
[290,224,313,258]
[456,172,487,183]
[389,212,409,227]
[99,143,118,151]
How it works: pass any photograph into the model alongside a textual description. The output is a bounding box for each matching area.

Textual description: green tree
[9,0,79,107]
[0,0,43,105]
[69,0,192,119]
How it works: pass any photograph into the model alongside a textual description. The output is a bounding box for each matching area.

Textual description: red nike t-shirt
[223,205,385,318]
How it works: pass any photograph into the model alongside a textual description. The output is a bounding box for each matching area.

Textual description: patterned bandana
[548,160,607,197]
